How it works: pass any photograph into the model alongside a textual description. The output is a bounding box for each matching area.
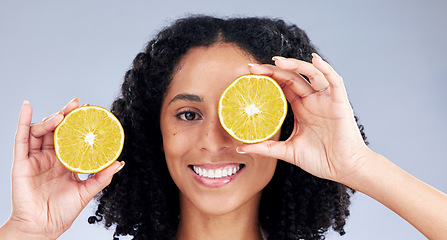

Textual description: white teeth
[192,165,243,179]
[215,169,222,178]
[208,169,214,178]
[222,168,228,177]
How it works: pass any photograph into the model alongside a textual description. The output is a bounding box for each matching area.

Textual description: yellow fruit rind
[54,105,125,174]
[218,74,287,144]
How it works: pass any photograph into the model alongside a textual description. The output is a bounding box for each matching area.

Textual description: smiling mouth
[189,164,245,179]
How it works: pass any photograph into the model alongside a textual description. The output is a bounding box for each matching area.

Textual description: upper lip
[188,162,243,170]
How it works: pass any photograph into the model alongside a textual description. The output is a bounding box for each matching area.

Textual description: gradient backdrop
[1,1,446,239]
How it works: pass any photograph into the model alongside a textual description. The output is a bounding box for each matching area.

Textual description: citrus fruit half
[218,74,288,144]
[54,105,125,174]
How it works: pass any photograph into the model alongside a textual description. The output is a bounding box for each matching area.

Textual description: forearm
[345,152,447,239]
[0,220,56,240]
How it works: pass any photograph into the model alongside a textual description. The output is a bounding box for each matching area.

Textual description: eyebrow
[168,93,203,105]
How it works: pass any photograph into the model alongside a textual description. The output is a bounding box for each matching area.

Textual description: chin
[181,189,262,217]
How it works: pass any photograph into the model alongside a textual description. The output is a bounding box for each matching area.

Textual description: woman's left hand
[238,54,372,184]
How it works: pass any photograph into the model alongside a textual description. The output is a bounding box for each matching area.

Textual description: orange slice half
[218,74,287,144]
[54,105,125,174]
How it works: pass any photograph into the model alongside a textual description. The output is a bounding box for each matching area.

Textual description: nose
[197,117,234,152]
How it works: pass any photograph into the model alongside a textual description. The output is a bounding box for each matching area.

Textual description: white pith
[84,132,96,147]
[244,104,260,116]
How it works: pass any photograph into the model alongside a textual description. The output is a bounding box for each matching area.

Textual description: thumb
[237,140,289,162]
[81,161,125,204]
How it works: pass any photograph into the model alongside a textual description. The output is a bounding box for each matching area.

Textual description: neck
[176,193,265,240]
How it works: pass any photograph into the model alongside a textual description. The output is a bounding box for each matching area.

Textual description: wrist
[338,150,447,239]
[338,149,388,193]
[0,219,57,240]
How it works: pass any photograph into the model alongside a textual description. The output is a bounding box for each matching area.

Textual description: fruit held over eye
[218,74,288,144]
[54,105,125,174]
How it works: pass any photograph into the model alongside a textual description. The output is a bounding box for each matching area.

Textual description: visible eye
[176,111,202,121]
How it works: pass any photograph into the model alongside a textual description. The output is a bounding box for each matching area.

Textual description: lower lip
[190,167,242,188]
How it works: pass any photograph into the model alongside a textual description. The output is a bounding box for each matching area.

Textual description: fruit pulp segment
[55,108,123,171]
[220,76,286,142]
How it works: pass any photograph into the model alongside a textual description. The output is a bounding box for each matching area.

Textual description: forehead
[166,43,257,98]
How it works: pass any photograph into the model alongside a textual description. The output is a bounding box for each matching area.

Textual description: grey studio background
[1,1,446,239]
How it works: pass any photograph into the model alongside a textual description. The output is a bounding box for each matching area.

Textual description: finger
[61,97,80,116]
[281,86,308,118]
[311,53,342,87]
[237,140,290,162]
[311,53,349,100]
[79,161,125,205]
[312,53,343,87]
[282,84,300,106]
[41,110,64,123]
[41,98,79,123]
[41,129,55,150]
[40,98,79,150]
[30,98,78,145]
[29,113,64,153]
[248,63,315,97]
[14,101,33,162]
[273,57,330,93]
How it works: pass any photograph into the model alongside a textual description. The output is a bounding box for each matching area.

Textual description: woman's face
[160,43,279,216]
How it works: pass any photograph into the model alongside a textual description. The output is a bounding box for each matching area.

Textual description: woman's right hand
[0,99,124,240]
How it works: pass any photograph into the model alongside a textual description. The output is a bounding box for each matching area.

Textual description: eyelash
[175,110,203,121]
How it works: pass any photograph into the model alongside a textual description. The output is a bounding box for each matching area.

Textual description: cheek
[260,159,278,183]
[162,127,188,161]
[162,129,190,186]
[161,125,200,176]
[247,156,277,191]
[160,116,185,159]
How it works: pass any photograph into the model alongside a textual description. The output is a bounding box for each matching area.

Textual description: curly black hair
[88,15,368,240]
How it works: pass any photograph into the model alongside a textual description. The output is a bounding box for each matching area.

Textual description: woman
[1,16,446,240]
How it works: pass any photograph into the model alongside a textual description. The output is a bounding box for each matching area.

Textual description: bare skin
[160,44,276,240]
[1,49,446,239]
[0,98,124,240]
[239,54,447,239]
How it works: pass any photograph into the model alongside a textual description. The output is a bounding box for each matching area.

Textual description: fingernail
[236,147,246,154]
[63,98,79,110]
[23,100,30,105]
[115,161,125,173]
[247,63,258,67]
[272,56,286,61]
[312,53,322,60]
